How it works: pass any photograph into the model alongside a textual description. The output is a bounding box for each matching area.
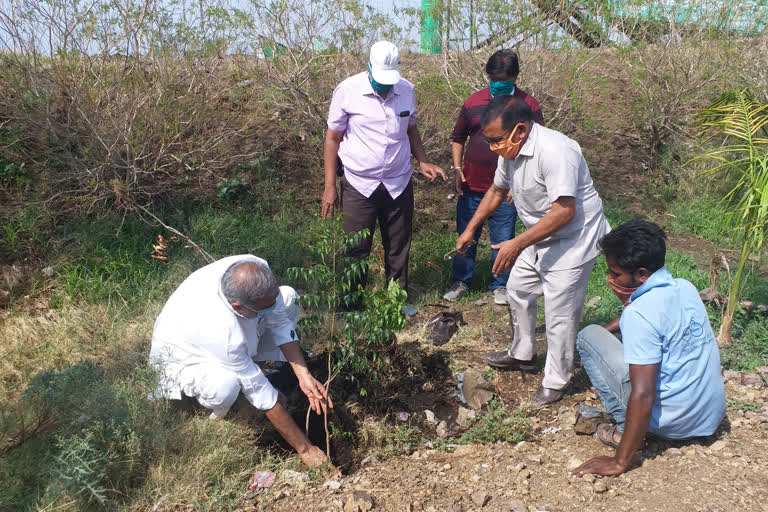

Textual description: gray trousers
[506,246,597,390]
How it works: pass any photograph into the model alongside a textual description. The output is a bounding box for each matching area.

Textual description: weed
[726,399,762,413]
[456,399,530,445]
[383,423,424,457]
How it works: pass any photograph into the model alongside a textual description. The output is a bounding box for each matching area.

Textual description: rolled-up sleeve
[451,106,471,143]
[327,84,348,132]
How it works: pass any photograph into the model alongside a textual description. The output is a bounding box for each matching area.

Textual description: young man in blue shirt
[571,220,726,476]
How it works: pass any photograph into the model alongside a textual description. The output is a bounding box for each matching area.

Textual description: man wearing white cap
[322,41,446,300]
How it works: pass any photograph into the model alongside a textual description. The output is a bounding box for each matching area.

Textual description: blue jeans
[452,191,517,291]
[576,325,632,430]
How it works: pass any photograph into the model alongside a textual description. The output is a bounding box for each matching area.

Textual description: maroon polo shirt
[451,87,544,193]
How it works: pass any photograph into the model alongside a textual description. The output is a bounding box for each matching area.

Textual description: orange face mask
[489,123,523,159]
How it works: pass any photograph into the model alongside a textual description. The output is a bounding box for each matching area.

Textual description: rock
[501,501,526,512]
[436,420,448,438]
[558,406,577,427]
[360,455,377,465]
[424,410,437,425]
[667,448,683,457]
[453,444,480,456]
[709,439,728,452]
[583,473,596,483]
[42,266,54,277]
[456,406,477,428]
[527,454,542,464]
[0,289,9,307]
[699,287,723,303]
[280,470,308,487]
[516,468,531,481]
[324,480,342,490]
[593,481,608,493]
[567,458,584,471]
[462,369,496,410]
[471,491,490,508]
[681,445,697,457]
[344,491,375,512]
[741,372,764,388]
[396,411,411,421]
[755,366,768,378]
[574,403,610,434]
[722,369,742,383]
[446,193,456,200]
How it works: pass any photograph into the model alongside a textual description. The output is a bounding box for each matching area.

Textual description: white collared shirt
[493,123,611,271]
[150,255,299,410]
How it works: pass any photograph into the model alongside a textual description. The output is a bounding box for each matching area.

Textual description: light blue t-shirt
[620,267,726,439]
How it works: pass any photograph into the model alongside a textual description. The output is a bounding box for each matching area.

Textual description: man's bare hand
[321,187,338,219]
[454,167,466,195]
[491,239,522,276]
[455,230,476,257]
[569,456,626,477]
[505,190,514,205]
[420,162,447,182]
[298,374,333,415]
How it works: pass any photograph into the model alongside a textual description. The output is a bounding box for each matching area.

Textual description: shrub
[456,399,531,445]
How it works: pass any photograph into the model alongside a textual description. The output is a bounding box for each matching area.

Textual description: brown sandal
[595,423,622,449]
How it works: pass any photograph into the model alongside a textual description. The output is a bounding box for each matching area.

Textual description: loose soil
[243,295,768,512]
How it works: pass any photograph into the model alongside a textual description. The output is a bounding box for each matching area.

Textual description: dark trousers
[341,176,414,292]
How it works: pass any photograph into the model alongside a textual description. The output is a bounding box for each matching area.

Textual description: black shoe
[483,351,536,371]
[426,311,465,346]
[532,385,565,406]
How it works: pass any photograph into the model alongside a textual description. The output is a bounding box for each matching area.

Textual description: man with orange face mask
[455,95,610,406]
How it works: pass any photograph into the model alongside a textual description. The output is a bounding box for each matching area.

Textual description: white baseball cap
[369,40,400,85]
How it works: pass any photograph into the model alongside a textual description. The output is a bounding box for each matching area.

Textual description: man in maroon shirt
[443,49,544,303]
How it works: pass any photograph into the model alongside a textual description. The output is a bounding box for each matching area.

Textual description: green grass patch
[667,195,729,244]
[456,399,531,445]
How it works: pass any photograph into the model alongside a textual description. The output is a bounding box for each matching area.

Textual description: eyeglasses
[481,131,511,145]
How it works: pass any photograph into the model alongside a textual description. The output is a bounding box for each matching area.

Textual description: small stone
[593,481,608,493]
[745,487,757,497]
[324,480,342,490]
[411,450,421,459]
[667,448,683,457]
[361,455,377,465]
[567,458,584,471]
[517,468,531,481]
[709,439,728,452]
[471,491,491,507]
[442,463,451,470]
[396,411,411,421]
[42,266,54,277]
[446,193,456,200]
[723,369,742,382]
[574,403,610,434]
[680,445,697,457]
[527,454,542,464]
[457,406,478,428]
[436,420,448,438]
[462,369,496,410]
[344,491,374,512]
[424,410,437,425]
[281,469,308,487]
[742,372,764,387]
[558,407,578,427]
[582,473,596,483]
[501,501,526,512]
[454,444,480,456]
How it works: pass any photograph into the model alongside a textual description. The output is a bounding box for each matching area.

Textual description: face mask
[489,80,515,97]
[489,123,523,159]
[607,275,640,306]
[367,63,393,94]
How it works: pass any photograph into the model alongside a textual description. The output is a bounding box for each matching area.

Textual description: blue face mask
[240,301,276,318]
[367,63,393,94]
[489,79,515,97]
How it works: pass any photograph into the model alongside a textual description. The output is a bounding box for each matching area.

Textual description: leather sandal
[595,423,623,449]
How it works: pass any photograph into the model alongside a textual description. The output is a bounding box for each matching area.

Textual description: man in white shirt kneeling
[150,255,332,468]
